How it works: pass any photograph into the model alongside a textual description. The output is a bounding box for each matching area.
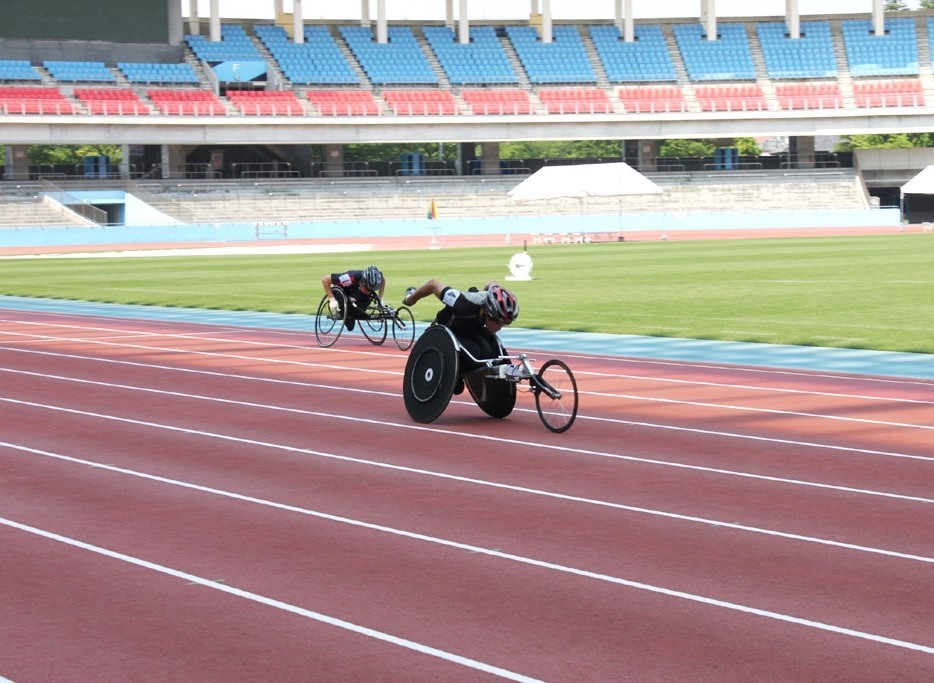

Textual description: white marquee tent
[507,162,663,202]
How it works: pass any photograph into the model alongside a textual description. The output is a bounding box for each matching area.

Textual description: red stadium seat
[382,90,457,115]
[306,90,380,116]
[617,86,685,113]
[538,88,612,114]
[461,89,532,115]
[0,86,76,114]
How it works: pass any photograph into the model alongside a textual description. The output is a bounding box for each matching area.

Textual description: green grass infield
[2,234,933,354]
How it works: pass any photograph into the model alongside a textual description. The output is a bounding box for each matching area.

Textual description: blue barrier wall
[0,208,902,248]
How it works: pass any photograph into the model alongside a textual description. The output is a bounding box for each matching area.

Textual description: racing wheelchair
[315,287,416,350]
[402,324,579,433]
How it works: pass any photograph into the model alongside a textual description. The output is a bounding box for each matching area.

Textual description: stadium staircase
[916,16,934,102]
[662,24,698,112]
[830,19,856,108]
[746,26,779,111]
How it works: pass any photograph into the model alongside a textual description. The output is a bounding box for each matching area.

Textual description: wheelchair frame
[315,287,416,350]
[403,324,579,433]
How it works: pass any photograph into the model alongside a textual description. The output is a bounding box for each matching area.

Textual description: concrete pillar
[622,0,634,42]
[701,0,716,40]
[445,0,455,29]
[790,136,816,169]
[458,0,470,44]
[209,0,221,42]
[188,0,199,36]
[873,0,885,37]
[541,0,553,43]
[785,0,800,39]
[376,0,388,43]
[3,145,29,180]
[293,0,305,44]
[120,144,132,179]
[160,145,189,179]
[324,144,345,176]
[638,140,658,172]
[480,142,501,176]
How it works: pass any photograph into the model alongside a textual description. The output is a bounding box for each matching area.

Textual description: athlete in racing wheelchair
[401,279,578,432]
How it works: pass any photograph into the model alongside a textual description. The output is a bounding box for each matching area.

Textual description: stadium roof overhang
[3,109,934,146]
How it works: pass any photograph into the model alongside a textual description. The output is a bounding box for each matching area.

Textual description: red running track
[0,307,932,682]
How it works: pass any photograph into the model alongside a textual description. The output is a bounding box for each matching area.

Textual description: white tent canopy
[901,165,934,195]
[507,162,663,202]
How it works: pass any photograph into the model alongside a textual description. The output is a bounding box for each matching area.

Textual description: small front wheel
[533,359,578,433]
[392,306,416,351]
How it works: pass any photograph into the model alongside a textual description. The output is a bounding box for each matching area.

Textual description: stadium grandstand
[2,0,934,240]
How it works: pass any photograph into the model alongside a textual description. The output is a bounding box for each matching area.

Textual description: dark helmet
[484,285,519,324]
[361,265,383,291]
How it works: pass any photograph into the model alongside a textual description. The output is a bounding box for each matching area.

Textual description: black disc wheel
[403,326,460,424]
[464,371,516,419]
[314,288,347,348]
[533,359,579,433]
[392,306,416,351]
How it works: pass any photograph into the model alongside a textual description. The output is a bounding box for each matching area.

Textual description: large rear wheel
[314,288,347,348]
[359,305,388,345]
[403,326,460,423]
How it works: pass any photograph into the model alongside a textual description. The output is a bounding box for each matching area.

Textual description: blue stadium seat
[340,25,437,85]
[423,26,518,85]
[505,25,596,84]
[673,23,756,81]
[43,61,116,82]
[118,62,200,84]
[589,24,676,82]
[255,24,358,85]
[0,60,41,81]
[757,21,837,79]
[185,23,263,62]
[842,18,918,77]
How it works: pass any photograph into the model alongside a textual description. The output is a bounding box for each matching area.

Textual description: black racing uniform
[329,270,376,320]
[434,286,499,370]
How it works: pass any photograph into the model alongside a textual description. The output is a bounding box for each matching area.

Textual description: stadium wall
[0,0,174,43]
[0,209,901,249]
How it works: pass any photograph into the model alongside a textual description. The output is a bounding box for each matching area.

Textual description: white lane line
[2,372,933,504]
[0,376,934,563]
[2,339,934,463]
[0,516,541,683]
[1,465,931,656]
[3,440,932,565]
[574,369,934,407]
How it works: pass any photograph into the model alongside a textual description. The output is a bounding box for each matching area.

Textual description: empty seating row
[842,18,919,77]
[695,84,767,111]
[44,61,115,82]
[0,60,41,81]
[226,89,305,115]
[674,23,756,80]
[147,89,227,115]
[589,25,677,82]
[538,88,612,114]
[617,86,686,113]
[775,83,842,109]
[506,25,596,84]
[853,78,924,107]
[423,26,518,85]
[340,26,437,85]
[74,87,151,114]
[306,89,380,115]
[255,24,358,85]
[186,23,263,62]
[383,89,457,115]
[0,86,76,114]
[461,89,532,114]
[118,62,200,84]
[757,21,837,79]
